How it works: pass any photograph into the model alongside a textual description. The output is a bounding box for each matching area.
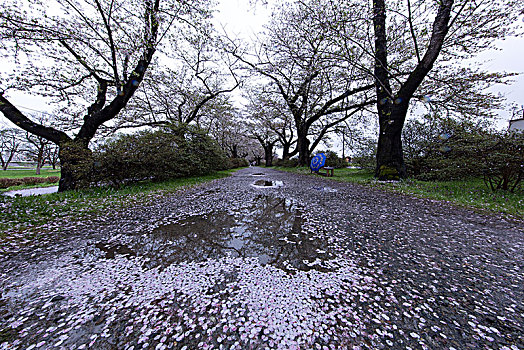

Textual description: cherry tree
[0,128,23,170]
[226,0,375,166]
[368,0,522,179]
[0,0,213,190]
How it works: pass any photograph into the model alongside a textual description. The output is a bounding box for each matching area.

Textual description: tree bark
[373,0,453,179]
[58,140,94,192]
[375,107,408,179]
[282,144,298,161]
[296,126,310,166]
[282,143,291,161]
[264,143,274,167]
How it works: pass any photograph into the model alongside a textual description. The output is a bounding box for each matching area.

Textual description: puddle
[252,179,283,188]
[252,173,265,176]
[103,196,331,273]
[311,186,338,193]
[1,195,361,349]
[3,186,59,197]
[94,242,136,259]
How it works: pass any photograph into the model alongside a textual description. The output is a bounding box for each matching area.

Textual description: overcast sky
[214,1,524,124]
[2,0,523,130]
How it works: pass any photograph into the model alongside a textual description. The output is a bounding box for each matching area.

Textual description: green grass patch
[273,166,523,220]
[0,170,237,238]
[0,168,61,179]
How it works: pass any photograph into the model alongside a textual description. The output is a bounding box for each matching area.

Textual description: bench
[323,166,334,177]
[311,166,334,177]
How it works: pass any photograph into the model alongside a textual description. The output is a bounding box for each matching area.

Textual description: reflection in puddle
[311,186,338,193]
[99,196,331,273]
[251,173,265,176]
[94,242,136,258]
[252,179,283,188]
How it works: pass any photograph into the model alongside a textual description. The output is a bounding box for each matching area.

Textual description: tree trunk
[36,149,44,175]
[231,144,239,159]
[282,143,291,161]
[375,110,407,180]
[58,140,94,192]
[296,129,310,166]
[372,0,453,180]
[264,144,274,167]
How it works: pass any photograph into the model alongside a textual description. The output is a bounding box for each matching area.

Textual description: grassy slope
[274,166,523,220]
[0,169,61,192]
[0,170,236,238]
[0,168,61,179]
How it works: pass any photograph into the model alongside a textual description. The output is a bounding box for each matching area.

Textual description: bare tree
[0,128,23,170]
[244,89,296,163]
[113,28,241,131]
[24,132,51,175]
[0,0,213,191]
[209,109,261,160]
[369,0,522,179]
[298,0,521,178]
[226,0,375,166]
[45,144,60,170]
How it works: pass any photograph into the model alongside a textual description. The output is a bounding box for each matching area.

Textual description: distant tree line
[0,126,59,173]
[1,0,522,191]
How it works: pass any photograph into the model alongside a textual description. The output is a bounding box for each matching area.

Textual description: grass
[274,166,524,220]
[0,168,61,179]
[0,170,237,239]
[0,168,61,192]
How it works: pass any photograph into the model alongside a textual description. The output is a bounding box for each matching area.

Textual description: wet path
[1,167,523,349]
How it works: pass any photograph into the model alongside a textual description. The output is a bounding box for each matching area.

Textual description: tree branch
[0,94,71,145]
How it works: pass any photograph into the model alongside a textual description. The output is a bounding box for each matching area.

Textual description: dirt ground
[1,167,522,349]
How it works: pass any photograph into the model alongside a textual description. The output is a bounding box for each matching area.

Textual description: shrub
[93,125,229,187]
[0,176,60,189]
[403,116,490,181]
[0,178,21,188]
[274,158,299,167]
[227,158,249,169]
[481,131,523,193]
[352,139,377,171]
[321,150,347,168]
[46,176,60,183]
[403,116,523,192]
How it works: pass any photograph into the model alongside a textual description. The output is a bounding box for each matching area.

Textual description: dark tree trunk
[2,152,15,170]
[230,144,239,159]
[35,148,45,175]
[264,143,274,167]
[296,128,310,166]
[375,108,407,180]
[281,142,298,161]
[58,140,94,192]
[282,143,291,161]
[372,0,453,180]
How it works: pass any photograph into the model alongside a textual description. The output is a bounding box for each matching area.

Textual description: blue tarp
[310,153,326,172]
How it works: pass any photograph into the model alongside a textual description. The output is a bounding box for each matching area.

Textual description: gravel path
[1,167,523,350]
